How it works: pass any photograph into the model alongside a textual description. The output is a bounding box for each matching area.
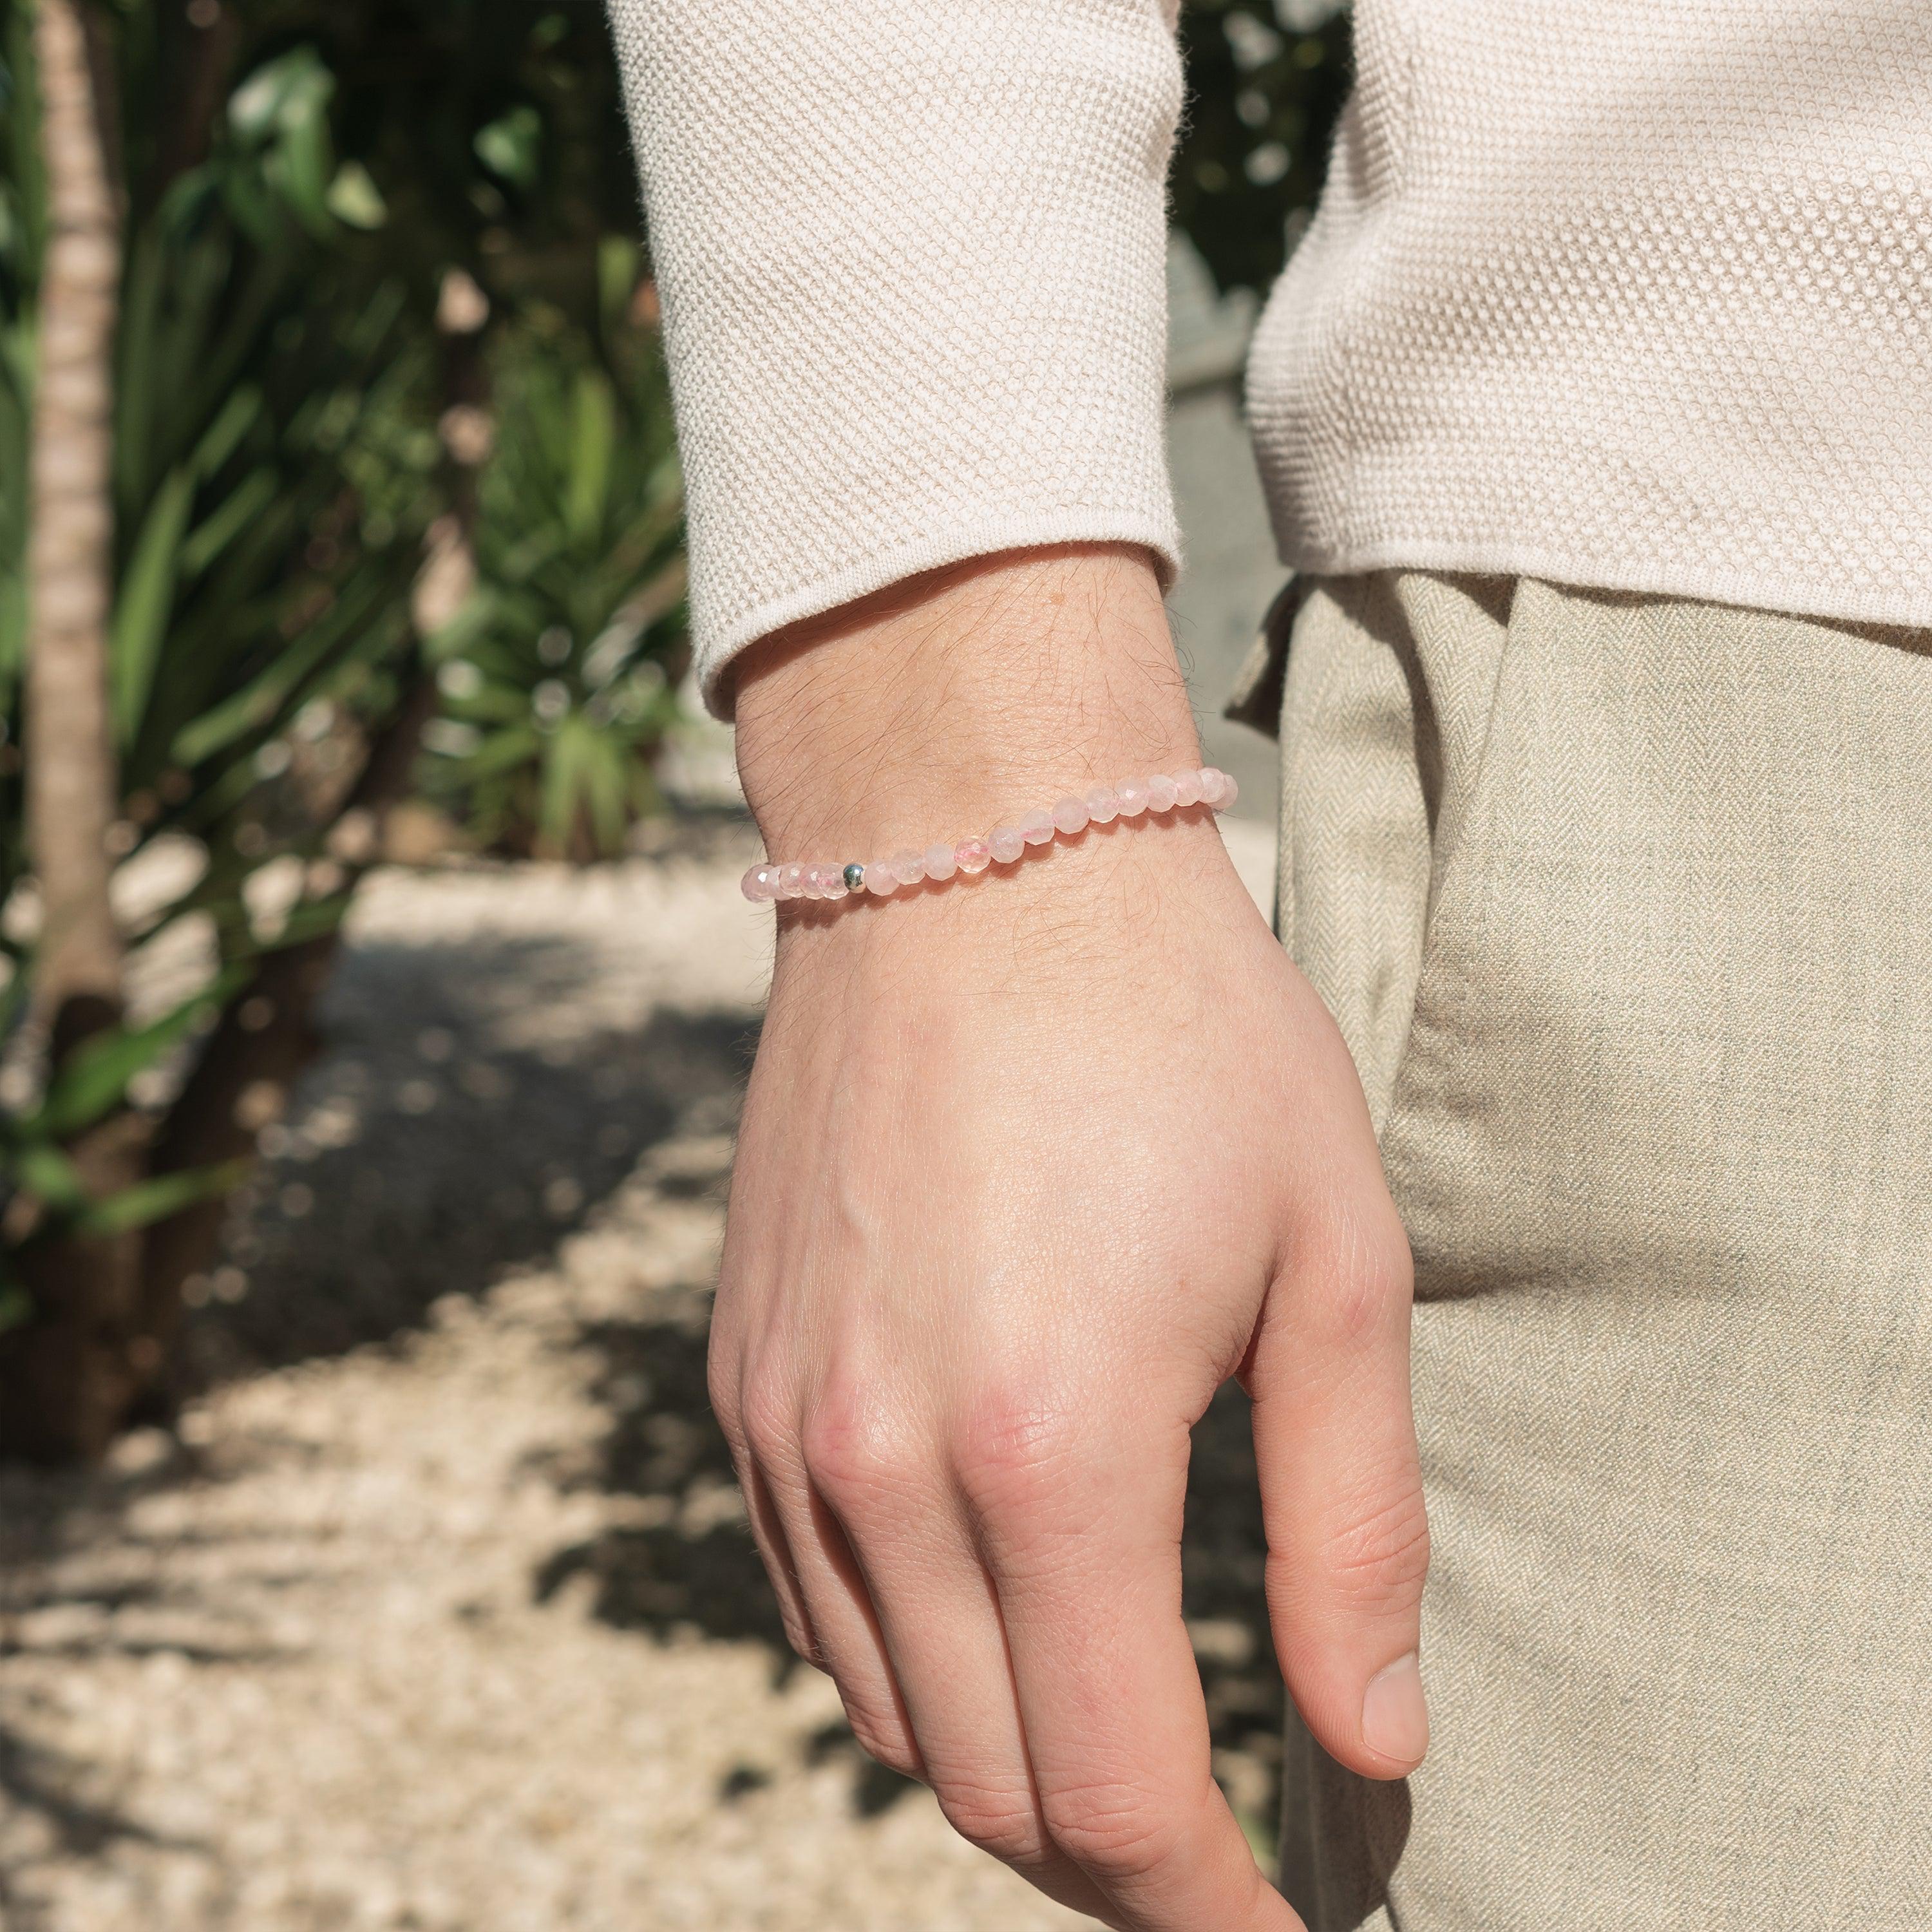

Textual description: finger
[738,1391,927,1777]
[966,1408,1301,1932]
[741,1379,924,1776]
[712,1352,820,1662]
[739,1453,821,1663]
[802,1412,1113,1918]
[1249,1196,1430,1778]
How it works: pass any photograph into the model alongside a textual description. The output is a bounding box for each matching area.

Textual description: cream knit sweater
[609,1,1932,713]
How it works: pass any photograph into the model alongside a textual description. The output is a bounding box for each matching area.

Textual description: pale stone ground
[0,817,1282,1932]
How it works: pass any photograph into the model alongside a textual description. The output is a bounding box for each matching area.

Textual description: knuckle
[843,1704,919,1781]
[1308,1215,1414,1347]
[1039,1778,1181,1880]
[799,1399,917,1520]
[933,1779,1045,1862]
[735,1372,797,1470]
[950,1395,1086,1522]
[1317,1486,1432,1612]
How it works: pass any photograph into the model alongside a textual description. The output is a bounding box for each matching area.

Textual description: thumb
[1245,1197,1431,1779]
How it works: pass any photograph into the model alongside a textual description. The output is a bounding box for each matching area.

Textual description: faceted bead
[955,835,991,874]
[1051,796,1090,836]
[923,841,958,882]
[1018,808,1056,846]
[891,849,926,886]
[866,860,898,896]
[1171,768,1202,808]
[819,864,849,900]
[989,825,1025,864]
[1220,774,1239,810]
[777,862,808,898]
[1085,786,1120,824]
[741,864,777,902]
[1196,768,1226,807]
[1115,779,1150,817]
[1146,773,1178,813]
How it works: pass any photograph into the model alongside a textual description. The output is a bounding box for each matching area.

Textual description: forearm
[734,544,1204,866]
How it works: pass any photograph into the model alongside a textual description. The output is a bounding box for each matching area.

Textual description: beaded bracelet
[741,766,1240,903]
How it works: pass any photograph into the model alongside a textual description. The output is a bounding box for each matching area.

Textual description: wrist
[731,544,1202,860]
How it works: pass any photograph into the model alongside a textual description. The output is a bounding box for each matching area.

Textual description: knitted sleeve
[607,1,1185,715]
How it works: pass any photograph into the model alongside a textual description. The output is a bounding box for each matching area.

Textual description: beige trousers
[1249,574,1932,1929]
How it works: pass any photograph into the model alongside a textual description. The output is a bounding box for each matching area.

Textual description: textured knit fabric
[1270,571,1932,1929]
[610,1,1931,713]
[1248,6,1932,636]
[606,0,1185,712]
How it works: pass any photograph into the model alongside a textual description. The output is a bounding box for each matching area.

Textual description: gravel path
[0,822,1285,1932]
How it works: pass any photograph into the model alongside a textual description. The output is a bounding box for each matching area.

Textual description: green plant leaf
[28,971,242,1143]
[536,710,589,853]
[188,383,265,482]
[564,368,614,547]
[110,466,195,744]
[177,466,278,580]
[0,568,26,690]
[473,104,542,188]
[75,1159,251,1239]
[325,161,386,230]
[229,48,322,140]
[6,1143,88,1215]
[596,234,639,335]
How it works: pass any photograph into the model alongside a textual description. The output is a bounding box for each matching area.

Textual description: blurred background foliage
[0,0,692,1454]
[0,0,1349,1457]
[421,251,685,859]
[1175,0,1350,296]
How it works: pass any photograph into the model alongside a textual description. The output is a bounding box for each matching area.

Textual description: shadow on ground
[0,1439,220,1932]
[0,1725,168,1932]
[180,931,759,1380]
[1,913,768,1915]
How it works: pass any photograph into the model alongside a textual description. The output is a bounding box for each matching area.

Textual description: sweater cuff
[609,0,1186,718]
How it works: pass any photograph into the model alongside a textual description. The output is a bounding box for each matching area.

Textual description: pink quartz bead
[1171,768,1202,808]
[1196,767,1226,808]
[1115,778,1150,818]
[890,849,925,886]
[1018,808,1056,847]
[923,841,957,882]
[1051,795,1090,836]
[777,862,807,899]
[741,864,777,902]
[989,825,1025,864]
[1085,785,1120,824]
[866,861,898,896]
[1220,774,1239,810]
[817,864,849,900]
[955,835,992,874]
[1146,773,1179,813]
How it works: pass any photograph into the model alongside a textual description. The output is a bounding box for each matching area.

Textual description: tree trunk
[2,0,140,1463]
[26,0,121,1048]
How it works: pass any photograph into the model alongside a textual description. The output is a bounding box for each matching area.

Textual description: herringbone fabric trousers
[1263,574,1932,1929]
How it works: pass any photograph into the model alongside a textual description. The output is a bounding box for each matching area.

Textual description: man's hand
[713,547,1428,1931]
